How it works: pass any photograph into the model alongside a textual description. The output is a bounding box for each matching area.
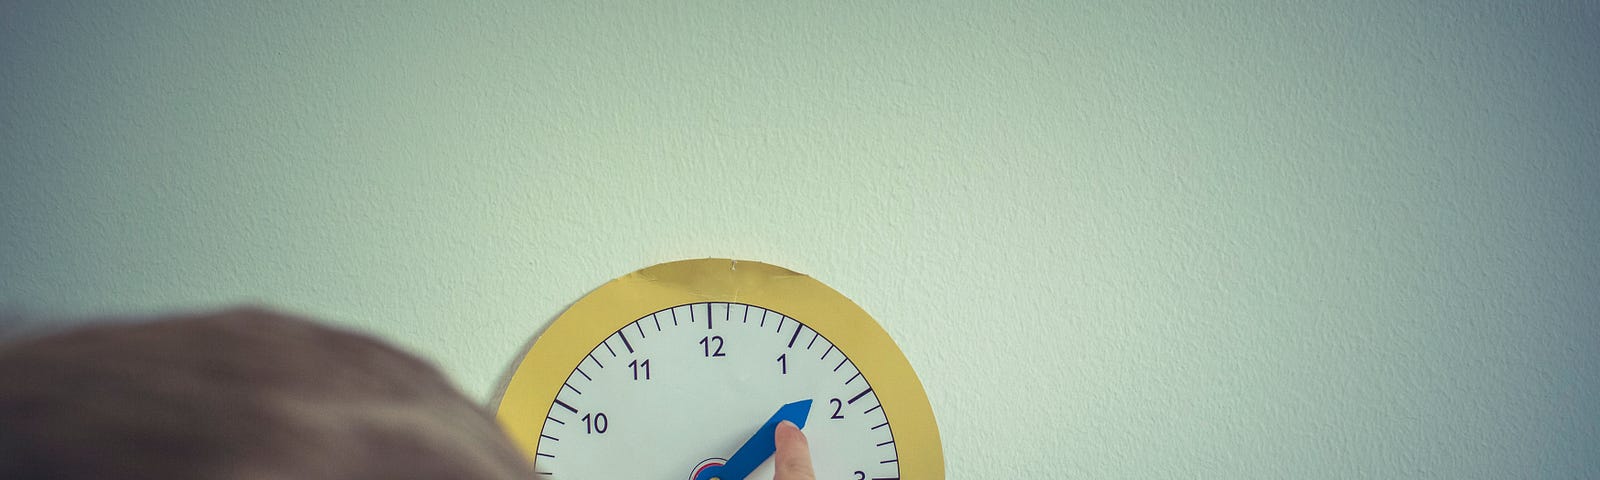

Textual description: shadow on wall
[484,304,570,412]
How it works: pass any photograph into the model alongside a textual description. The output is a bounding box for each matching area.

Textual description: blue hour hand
[694,399,812,480]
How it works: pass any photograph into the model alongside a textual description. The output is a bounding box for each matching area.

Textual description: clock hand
[694,399,812,480]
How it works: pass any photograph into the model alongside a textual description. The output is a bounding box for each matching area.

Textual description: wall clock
[495,259,942,479]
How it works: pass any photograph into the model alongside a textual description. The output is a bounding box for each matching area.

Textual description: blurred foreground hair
[0,308,534,480]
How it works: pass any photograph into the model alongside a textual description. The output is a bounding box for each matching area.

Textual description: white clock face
[529,302,900,480]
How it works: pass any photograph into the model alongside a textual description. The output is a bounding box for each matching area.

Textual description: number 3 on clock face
[495,259,943,479]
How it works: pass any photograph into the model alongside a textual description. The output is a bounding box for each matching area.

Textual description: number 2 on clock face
[531,302,900,480]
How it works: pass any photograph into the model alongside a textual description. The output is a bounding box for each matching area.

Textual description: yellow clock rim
[494,258,944,479]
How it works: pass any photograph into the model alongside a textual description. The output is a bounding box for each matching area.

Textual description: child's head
[0,307,534,480]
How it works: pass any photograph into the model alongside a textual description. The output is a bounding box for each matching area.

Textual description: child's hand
[773,420,814,480]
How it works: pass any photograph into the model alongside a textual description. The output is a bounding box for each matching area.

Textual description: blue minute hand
[695,399,812,480]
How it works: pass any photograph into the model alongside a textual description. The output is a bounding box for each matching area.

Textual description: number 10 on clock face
[530,302,901,480]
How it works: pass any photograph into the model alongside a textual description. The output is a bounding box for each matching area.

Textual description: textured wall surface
[3,1,1598,478]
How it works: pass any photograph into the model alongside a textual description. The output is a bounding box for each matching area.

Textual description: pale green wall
[3,1,1597,478]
